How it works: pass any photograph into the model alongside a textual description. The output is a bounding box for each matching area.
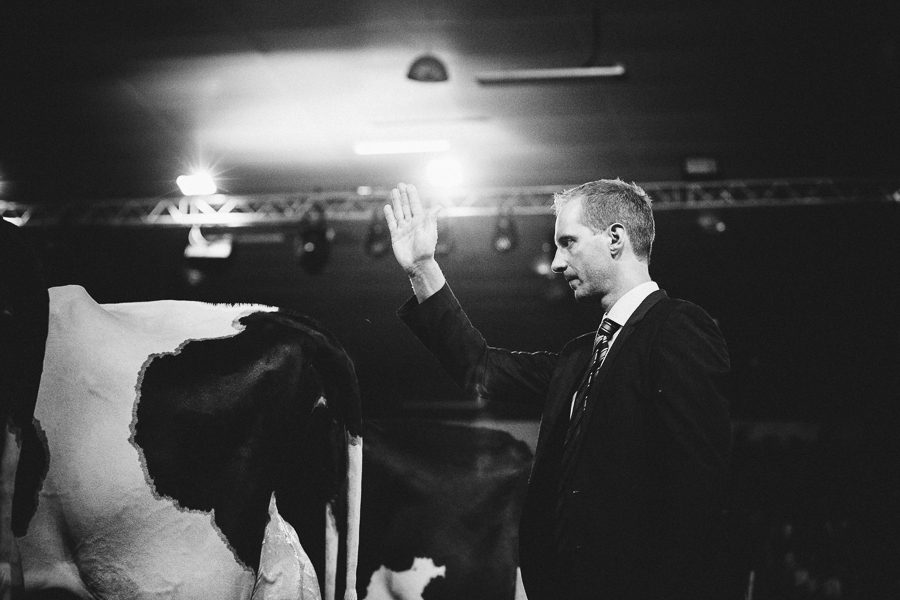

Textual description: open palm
[383,183,440,273]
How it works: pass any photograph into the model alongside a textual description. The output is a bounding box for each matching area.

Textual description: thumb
[426,205,442,224]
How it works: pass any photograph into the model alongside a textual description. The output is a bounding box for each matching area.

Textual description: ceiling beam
[3,178,898,228]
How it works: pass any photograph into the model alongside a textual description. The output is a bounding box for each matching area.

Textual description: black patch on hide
[1,218,50,536]
[132,309,353,576]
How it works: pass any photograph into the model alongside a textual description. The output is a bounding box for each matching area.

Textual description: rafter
[3,178,897,228]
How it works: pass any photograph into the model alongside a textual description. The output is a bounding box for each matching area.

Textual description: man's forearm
[407,258,446,304]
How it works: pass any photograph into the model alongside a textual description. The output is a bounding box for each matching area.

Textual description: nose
[551,248,566,274]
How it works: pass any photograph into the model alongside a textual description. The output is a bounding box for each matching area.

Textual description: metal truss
[3,178,898,228]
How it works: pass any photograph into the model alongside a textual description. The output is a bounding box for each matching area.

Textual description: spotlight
[533,230,557,277]
[364,208,391,258]
[426,158,462,188]
[697,211,726,234]
[182,226,233,287]
[492,210,518,253]
[176,172,217,196]
[184,226,233,259]
[407,54,449,82]
[295,203,333,274]
[682,155,719,181]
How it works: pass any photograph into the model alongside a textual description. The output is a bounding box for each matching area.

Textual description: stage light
[182,266,206,287]
[182,226,233,287]
[364,208,391,258]
[426,158,462,188]
[176,172,217,196]
[295,203,333,274]
[682,156,719,181]
[533,230,557,277]
[407,54,449,82]
[492,210,518,253]
[697,211,726,234]
[184,226,233,259]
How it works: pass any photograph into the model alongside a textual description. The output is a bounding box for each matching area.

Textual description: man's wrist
[406,259,446,303]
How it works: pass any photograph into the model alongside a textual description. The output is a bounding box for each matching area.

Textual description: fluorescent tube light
[353,140,450,155]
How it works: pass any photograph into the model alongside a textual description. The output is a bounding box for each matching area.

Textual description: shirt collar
[605,281,659,328]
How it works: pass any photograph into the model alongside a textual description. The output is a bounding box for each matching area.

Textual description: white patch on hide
[19,286,270,598]
[515,567,528,600]
[362,557,446,600]
[252,494,321,600]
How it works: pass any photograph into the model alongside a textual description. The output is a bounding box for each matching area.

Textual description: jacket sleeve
[646,300,731,597]
[398,283,557,409]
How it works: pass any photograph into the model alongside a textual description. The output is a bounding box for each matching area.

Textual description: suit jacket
[399,284,731,600]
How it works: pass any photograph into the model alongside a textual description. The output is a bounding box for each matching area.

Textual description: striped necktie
[564,317,620,446]
[554,317,620,549]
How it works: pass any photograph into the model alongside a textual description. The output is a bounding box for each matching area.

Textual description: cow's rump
[14,285,361,600]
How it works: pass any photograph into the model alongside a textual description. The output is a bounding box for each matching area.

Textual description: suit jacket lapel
[560,289,668,487]
[534,335,593,461]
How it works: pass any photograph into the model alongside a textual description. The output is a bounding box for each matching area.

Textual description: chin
[573,288,600,303]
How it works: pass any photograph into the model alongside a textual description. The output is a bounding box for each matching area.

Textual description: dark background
[3,0,900,596]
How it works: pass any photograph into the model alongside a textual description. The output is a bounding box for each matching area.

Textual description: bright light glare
[426,158,463,188]
[353,140,450,155]
[533,258,552,276]
[176,172,217,196]
[184,226,233,258]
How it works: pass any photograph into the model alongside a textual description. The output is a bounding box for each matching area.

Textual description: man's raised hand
[384,183,446,301]
[383,183,440,275]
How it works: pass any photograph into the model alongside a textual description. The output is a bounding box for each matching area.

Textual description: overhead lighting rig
[3,179,895,228]
[364,208,391,258]
[492,207,518,253]
[407,54,449,82]
[476,7,625,84]
[295,203,333,274]
[182,226,234,287]
[476,64,625,84]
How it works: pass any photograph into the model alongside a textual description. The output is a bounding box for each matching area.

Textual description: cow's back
[19,285,278,599]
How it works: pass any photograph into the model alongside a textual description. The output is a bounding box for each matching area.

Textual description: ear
[608,223,626,255]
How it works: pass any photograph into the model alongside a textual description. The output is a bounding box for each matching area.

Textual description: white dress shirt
[603,280,660,351]
[569,280,659,417]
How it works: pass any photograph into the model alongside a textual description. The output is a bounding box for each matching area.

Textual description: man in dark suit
[384,179,731,600]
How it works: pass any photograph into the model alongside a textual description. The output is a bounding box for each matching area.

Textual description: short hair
[553,178,655,263]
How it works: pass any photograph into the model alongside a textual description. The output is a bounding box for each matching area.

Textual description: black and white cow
[1,222,532,600]
[3,281,362,600]
[357,419,532,600]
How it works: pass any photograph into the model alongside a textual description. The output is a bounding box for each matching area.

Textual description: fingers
[387,182,424,228]
[389,186,405,224]
[397,183,412,220]
[382,203,397,231]
[405,183,424,217]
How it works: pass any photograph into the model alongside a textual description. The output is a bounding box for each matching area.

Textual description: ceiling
[2,0,899,203]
